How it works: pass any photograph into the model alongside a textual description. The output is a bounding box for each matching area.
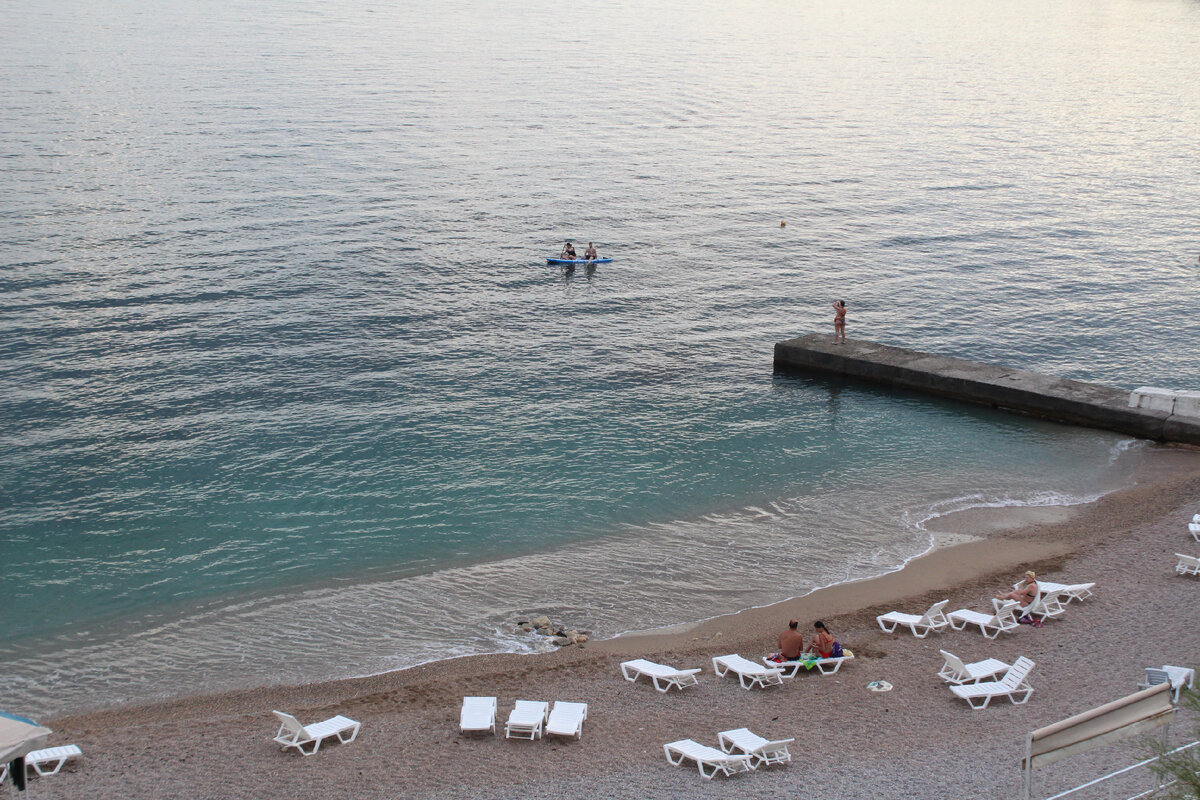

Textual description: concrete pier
[773,333,1200,446]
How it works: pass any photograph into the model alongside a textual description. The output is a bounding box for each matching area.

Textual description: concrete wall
[773,333,1200,446]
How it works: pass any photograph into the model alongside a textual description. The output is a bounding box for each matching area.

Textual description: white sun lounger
[1019,580,1096,604]
[947,599,1021,639]
[718,727,794,768]
[1189,522,1200,542]
[712,654,784,690]
[663,739,753,779]
[272,711,360,755]
[1139,666,1196,703]
[937,650,1011,685]
[504,700,549,740]
[620,659,701,692]
[1042,581,1096,603]
[1024,588,1068,622]
[949,656,1035,709]
[876,599,950,638]
[459,696,497,735]
[1177,553,1200,576]
[545,701,588,740]
[763,649,855,677]
[3,745,84,780]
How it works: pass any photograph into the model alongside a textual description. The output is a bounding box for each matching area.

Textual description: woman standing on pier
[832,300,847,344]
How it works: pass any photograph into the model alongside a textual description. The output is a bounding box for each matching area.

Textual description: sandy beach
[13,447,1200,800]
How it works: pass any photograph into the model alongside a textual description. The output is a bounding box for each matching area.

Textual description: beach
[17,446,1200,800]
[6,1,1200,797]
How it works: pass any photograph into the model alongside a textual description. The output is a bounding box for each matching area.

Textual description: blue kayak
[547,257,612,264]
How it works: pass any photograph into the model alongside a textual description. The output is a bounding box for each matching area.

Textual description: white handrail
[1038,740,1199,800]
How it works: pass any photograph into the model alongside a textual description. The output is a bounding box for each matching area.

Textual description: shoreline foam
[10,443,1172,720]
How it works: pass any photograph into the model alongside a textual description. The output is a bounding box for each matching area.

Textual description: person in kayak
[583,242,598,260]
[560,242,577,259]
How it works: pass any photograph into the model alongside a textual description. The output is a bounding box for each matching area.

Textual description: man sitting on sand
[768,619,804,662]
[997,570,1039,607]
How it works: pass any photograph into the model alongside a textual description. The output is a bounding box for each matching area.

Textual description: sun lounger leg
[31,758,66,777]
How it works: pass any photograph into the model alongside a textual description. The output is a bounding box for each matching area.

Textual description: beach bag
[831,641,844,659]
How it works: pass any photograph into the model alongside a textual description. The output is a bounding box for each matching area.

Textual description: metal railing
[1040,740,1199,800]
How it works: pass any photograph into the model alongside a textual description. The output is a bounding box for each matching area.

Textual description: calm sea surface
[2,0,1198,717]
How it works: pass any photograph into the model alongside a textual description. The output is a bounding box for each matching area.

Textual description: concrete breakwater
[773,333,1200,446]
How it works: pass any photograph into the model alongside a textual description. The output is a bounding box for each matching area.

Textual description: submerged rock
[512,616,590,647]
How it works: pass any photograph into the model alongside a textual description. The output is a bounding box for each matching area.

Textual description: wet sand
[16,448,1200,800]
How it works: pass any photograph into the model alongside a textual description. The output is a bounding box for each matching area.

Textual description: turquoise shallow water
[1,0,1199,716]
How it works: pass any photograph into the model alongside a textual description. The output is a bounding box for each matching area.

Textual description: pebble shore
[15,450,1200,800]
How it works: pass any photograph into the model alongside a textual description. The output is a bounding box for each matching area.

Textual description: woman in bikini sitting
[997,570,1039,608]
[805,620,835,658]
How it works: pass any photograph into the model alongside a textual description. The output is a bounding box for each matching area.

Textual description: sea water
[2,0,1199,717]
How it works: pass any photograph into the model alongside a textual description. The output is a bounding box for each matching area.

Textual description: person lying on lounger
[996,570,1038,607]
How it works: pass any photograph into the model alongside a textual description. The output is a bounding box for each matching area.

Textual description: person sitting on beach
[560,242,577,259]
[997,570,1039,607]
[583,242,598,260]
[805,620,835,658]
[768,619,804,662]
